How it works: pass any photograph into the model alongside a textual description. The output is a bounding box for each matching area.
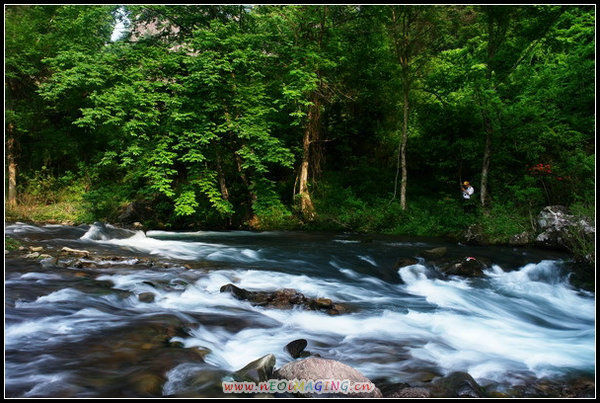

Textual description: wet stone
[285,339,308,359]
[316,297,333,308]
[138,292,156,303]
[234,354,276,383]
[437,257,486,277]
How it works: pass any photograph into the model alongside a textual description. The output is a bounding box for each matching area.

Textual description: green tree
[40,6,294,223]
[5,5,116,205]
[383,5,443,210]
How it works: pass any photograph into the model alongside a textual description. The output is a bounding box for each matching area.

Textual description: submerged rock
[61,246,90,257]
[275,357,382,398]
[390,387,431,398]
[129,372,164,396]
[393,257,419,270]
[377,381,410,397]
[234,354,276,383]
[429,372,484,398]
[504,376,595,398]
[437,257,486,277]
[139,292,156,303]
[419,247,447,259]
[562,376,595,398]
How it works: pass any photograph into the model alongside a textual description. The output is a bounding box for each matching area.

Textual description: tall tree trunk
[400,86,409,210]
[298,95,319,220]
[390,8,412,210]
[216,152,232,227]
[7,125,17,206]
[480,116,492,207]
[215,152,229,201]
[235,153,257,224]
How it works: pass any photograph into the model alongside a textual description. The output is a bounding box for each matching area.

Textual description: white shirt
[463,186,474,199]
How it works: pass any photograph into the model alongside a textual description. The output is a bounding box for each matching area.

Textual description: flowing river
[4,222,595,397]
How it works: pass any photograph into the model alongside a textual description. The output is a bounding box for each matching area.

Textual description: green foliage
[478,202,531,243]
[5,5,594,246]
[5,237,23,251]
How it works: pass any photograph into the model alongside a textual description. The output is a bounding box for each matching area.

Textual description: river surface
[4,222,595,397]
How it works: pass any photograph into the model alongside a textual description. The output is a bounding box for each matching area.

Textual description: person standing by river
[461,181,475,212]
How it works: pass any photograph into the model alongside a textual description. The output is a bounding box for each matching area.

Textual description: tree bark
[480,115,492,207]
[390,7,412,210]
[235,153,258,225]
[400,86,409,210]
[298,95,318,220]
[7,125,17,206]
[215,152,229,201]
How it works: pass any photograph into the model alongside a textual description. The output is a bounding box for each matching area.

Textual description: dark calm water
[4,222,595,397]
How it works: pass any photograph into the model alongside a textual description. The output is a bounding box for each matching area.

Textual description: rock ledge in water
[219,284,347,315]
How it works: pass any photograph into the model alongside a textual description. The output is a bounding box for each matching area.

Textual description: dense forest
[5,5,595,243]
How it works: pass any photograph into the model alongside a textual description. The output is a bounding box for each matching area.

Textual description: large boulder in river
[437,257,486,277]
[535,205,594,250]
[429,371,485,398]
[275,357,382,398]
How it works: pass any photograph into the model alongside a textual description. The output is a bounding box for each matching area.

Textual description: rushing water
[4,222,595,397]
